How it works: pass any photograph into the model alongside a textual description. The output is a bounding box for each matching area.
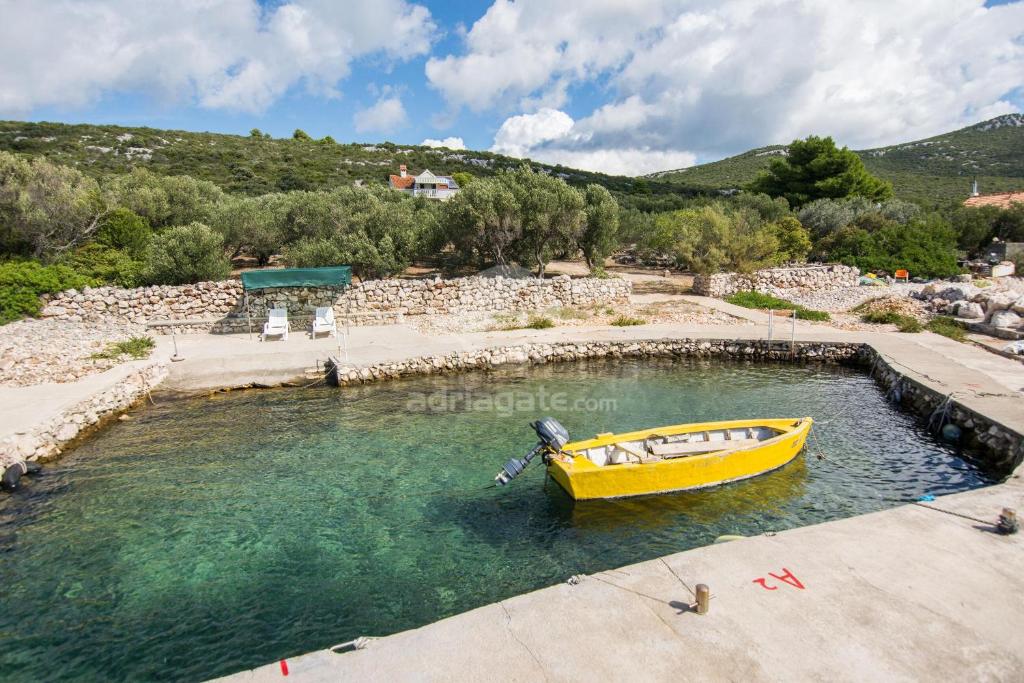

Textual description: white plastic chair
[262,308,290,341]
[312,307,337,338]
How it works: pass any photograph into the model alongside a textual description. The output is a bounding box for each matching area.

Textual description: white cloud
[0,0,436,115]
[354,94,408,133]
[433,0,1024,171]
[420,136,466,149]
[491,108,576,157]
[490,108,694,176]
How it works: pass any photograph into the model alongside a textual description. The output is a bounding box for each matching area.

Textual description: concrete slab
[218,480,1024,682]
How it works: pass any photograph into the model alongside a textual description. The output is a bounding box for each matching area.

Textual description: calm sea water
[0,358,999,681]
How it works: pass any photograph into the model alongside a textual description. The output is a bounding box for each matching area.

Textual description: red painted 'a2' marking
[753,567,805,591]
[769,568,805,589]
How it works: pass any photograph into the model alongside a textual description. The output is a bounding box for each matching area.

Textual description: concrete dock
[219,480,1023,682]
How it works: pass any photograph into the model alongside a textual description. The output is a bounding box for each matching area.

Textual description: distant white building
[388,165,460,200]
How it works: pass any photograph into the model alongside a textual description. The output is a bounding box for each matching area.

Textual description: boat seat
[649,438,761,458]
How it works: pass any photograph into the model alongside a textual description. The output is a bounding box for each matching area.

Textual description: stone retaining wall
[0,361,167,471]
[693,264,860,298]
[40,275,631,333]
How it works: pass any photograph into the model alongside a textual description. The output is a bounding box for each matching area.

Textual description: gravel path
[775,283,927,312]
[0,318,148,387]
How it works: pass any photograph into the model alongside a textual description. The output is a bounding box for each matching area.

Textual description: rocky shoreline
[0,360,167,475]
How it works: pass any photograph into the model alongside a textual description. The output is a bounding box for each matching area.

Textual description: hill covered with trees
[648,114,1024,207]
[0,120,666,203]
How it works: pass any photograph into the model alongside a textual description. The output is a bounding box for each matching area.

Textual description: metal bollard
[998,508,1019,535]
[695,584,710,615]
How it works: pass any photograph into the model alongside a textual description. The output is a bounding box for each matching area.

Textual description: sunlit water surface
[0,358,999,681]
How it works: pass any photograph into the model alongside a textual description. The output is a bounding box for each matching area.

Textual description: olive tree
[0,151,107,259]
[505,165,585,277]
[579,184,619,271]
[442,179,522,267]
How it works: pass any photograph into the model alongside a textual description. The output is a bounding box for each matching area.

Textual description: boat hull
[547,417,812,500]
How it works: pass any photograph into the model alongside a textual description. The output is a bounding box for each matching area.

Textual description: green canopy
[241,266,351,290]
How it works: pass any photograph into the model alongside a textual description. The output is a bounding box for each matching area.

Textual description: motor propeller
[494,417,569,486]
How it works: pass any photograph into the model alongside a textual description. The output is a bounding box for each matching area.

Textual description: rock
[55,423,79,442]
[989,309,1022,328]
[1012,296,1024,315]
[956,302,985,319]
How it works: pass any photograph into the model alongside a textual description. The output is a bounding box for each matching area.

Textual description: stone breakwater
[40,275,632,333]
[693,265,860,298]
[0,361,167,472]
[324,338,1021,470]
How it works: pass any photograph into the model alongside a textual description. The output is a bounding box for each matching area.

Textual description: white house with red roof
[388,165,460,200]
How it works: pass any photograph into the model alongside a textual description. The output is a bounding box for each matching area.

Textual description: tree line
[2,134,1022,324]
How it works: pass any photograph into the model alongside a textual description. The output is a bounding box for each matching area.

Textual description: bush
[525,315,555,329]
[90,336,156,360]
[0,260,96,324]
[283,237,346,268]
[143,223,230,285]
[656,205,784,274]
[96,208,151,256]
[925,316,966,341]
[860,310,923,332]
[818,214,960,279]
[610,315,645,326]
[62,243,144,288]
[725,291,831,321]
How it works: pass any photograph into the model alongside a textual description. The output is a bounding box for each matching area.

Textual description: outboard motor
[495,417,569,486]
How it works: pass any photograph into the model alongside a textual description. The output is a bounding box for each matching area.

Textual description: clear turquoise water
[0,358,999,681]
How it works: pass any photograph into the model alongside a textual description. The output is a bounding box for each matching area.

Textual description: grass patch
[860,310,923,332]
[925,316,967,341]
[549,306,589,320]
[90,336,156,360]
[725,291,831,322]
[524,316,555,330]
[610,315,645,326]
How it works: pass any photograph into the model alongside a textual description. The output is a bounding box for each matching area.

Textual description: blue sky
[2,0,1023,175]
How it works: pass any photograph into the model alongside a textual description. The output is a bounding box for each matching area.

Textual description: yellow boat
[495,416,813,500]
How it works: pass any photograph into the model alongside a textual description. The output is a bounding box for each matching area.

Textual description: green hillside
[0,120,656,199]
[649,114,1024,207]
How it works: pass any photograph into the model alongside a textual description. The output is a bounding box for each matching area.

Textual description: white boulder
[989,309,1022,329]
[956,302,985,319]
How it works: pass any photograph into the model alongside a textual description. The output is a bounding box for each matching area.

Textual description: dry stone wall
[40,275,631,333]
[693,264,860,298]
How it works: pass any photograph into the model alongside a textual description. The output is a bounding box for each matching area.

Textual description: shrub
[525,315,555,329]
[725,291,831,321]
[610,315,645,326]
[768,216,812,263]
[142,222,230,285]
[0,260,95,324]
[925,316,966,342]
[283,237,346,268]
[860,310,923,332]
[96,208,151,256]
[62,243,144,288]
[90,336,156,360]
[818,214,960,279]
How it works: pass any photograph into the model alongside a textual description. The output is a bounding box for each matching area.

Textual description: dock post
[695,584,710,615]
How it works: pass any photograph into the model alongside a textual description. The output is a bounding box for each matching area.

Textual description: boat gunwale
[561,417,812,466]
